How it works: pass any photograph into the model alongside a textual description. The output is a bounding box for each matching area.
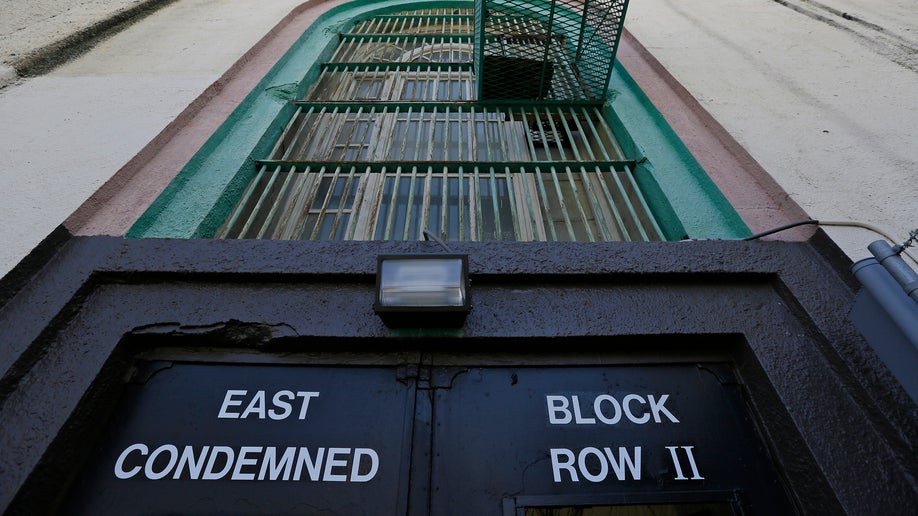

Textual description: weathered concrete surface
[625,0,918,265]
[0,0,309,276]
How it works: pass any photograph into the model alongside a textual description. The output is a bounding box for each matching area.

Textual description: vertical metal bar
[219,164,269,238]
[563,165,596,241]
[237,165,283,238]
[532,165,558,241]
[608,163,648,241]
[488,165,501,241]
[623,164,665,240]
[502,165,522,240]
[472,166,483,241]
[439,165,449,239]
[590,164,631,241]
[413,105,426,161]
[290,166,325,239]
[531,108,553,160]
[276,166,315,240]
[308,166,342,240]
[344,165,371,240]
[420,165,433,237]
[458,165,466,240]
[256,165,299,238]
[327,165,357,239]
[549,165,577,240]
[381,166,402,240]
[402,165,419,240]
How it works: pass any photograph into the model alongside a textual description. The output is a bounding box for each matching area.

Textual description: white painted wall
[625,0,918,266]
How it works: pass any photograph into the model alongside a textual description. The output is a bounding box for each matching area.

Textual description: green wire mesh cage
[474,0,629,103]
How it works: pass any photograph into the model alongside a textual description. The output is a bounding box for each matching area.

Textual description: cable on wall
[742,218,918,267]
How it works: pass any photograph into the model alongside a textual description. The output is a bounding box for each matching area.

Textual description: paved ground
[0,0,915,277]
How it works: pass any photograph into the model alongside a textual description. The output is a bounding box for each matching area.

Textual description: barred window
[217,8,662,242]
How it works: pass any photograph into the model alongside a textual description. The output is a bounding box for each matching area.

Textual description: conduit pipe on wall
[851,258,918,350]
[850,256,918,404]
[868,240,918,303]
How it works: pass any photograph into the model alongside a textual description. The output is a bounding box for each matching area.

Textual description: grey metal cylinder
[868,240,918,303]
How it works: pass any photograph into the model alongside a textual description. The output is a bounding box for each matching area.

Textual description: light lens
[378,258,466,307]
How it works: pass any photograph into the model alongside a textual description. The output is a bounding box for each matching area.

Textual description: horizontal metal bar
[255,160,638,171]
[340,33,473,41]
[319,62,473,72]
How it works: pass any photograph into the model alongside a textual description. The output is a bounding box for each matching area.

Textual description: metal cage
[474,0,629,102]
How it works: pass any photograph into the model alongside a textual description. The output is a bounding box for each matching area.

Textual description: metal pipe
[868,240,918,303]
[851,258,918,350]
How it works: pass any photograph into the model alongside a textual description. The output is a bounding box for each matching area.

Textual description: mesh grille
[474,0,629,102]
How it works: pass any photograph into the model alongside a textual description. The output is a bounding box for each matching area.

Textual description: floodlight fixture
[374,254,471,328]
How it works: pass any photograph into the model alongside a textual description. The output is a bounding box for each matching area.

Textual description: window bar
[567,109,598,161]
[276,166,318,240]
[327,106,355,160]
[531,108,554,160]
[607,164,648,241]
[395,106,413,160]
[278,106,315,160]
[420,165,433,237]
[544,108,569,161]
[556,108,580,160]
[457,165,466,240]
[495,108,512,161]
[488,165,502,241]
[381,166,403,240]
[337,106,362,159]
[327,37,350,62]
[431,65,441,102]
[439,165,449,240]
[562,165,596,241]
[532,165,558,241]
[484,108,504,162]
[306,106,342,158]
[271,106,304,158]
[549,165,577,240]
[624,164,665,240]
[326,165,357,239]
[344,165,372,240]
[305,166,341,239]
[442,106,451,160]
[577,164,614,241]
[588,164,631,241]
[401,165,419,240]
[465,105,474,162]
[286,165,323,239]
[379,105,400,160]
[412,106,426,161]
[472,165,483,241]
[502,165,522,240]
[519,108,539,161]
[588,106,626,160]
[256,164,299,238]
[236,164,283,238]
[426,106,439,160]
[508,110,527,161]
[219,164,268,238]
[454,105,464,161]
